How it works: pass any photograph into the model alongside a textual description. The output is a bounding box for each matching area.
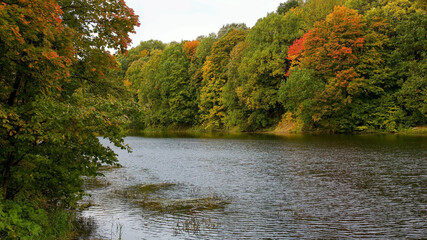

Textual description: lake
[82,133,426,239]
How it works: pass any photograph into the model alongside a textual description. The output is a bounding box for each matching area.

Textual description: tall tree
[199,30,247,130]
[157,43,197,127]
[0,0,139,236]
[237,12,305,129]
[136,50,163,127]
[222,41,250,130]
[301,6,366,130]
[189,34,217,92]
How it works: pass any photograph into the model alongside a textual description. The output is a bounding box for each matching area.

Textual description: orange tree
[300,6,366,130]
[0,0,139,238]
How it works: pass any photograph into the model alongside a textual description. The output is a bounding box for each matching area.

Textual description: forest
[119,0,426,133]
[0,0,425,238]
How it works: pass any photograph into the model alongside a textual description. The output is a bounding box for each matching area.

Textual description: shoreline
[126,126,427,138]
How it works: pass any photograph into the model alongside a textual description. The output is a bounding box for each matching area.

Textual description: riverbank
[127,125,427,138]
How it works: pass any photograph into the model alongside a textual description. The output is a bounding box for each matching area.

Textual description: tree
[285,32,309,76]
[183,40,200,61]
[236,12,305,129]
[188,34,217,90]
[299,6,366,130]
[222,41,250,130]
[217,23,247,39]
[157,43,197,127]
[199,29,247,130]
[394,12,427,124]
[278,68,324,126]
[0,0,139,237]
[136,50,163,127]
[301,0,346,28]
[277,0,302,15]
[117,39,165,77]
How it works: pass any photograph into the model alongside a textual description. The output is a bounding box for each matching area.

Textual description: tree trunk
[8,76,21,107]
[2,155,13,200]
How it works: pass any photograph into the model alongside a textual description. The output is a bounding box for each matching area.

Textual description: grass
[135,196,231,213]
[114,183,176,199]
[400,126,427,135]
[114,183,231,213]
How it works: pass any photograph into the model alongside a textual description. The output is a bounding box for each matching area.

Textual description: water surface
[82,134,426,239]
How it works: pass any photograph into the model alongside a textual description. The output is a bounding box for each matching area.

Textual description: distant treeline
[117,0,426,133]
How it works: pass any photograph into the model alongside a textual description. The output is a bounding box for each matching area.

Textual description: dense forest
[0,0,425,238]
[118,0,426,133]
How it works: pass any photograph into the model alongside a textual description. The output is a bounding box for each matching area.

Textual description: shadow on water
[130,130,427,145]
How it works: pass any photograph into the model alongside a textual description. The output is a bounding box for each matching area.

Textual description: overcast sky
[125,0,284,47]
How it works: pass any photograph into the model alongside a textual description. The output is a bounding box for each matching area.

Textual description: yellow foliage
[123,79,132,87]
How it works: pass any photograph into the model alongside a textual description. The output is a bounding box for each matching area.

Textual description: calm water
[82,134,426,239]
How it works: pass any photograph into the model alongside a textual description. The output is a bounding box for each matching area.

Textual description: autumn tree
[296,6,367,130]
[183,40,200,61]
[0,0,139,237]
[222,41,250,130]
[237,11,305,130]
[199,29,247,130]
[189,34,217,94]
[285,32,309,76]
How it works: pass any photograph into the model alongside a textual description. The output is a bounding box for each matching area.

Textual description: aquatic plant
[82,177,111,190]
[114,183,176,200]
[136,196,231,213]
[114,183,231,213]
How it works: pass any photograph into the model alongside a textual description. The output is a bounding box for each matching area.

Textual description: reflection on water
[82,134,427,239]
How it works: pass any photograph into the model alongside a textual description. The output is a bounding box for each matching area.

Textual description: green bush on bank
[0,200,74,240]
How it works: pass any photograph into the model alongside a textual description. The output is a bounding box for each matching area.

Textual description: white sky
[125,0,284,47]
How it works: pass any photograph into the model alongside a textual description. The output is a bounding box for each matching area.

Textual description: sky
[124,0,284,47]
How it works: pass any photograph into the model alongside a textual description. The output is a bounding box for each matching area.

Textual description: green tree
[361,0,426,129]
[394,12,427,124]
[237,12,305,129]
[302,0,346,28]
[199,30,247,130]
[118,40,165,77]
[157,43,197,127]
[222,41,250,130]
[189,34,217,94]
[278,68,324,126]
[137,50,163,127]
[217,23,248,39]
[277,0,302,15]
